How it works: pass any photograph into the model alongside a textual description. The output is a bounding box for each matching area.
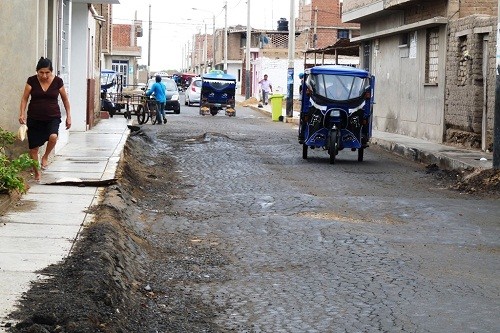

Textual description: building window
[112,60,129,87]
[400,33,409,47]
[457,36,471,86]
[425,28,439,84]
[399,32,416,59]
[337,29,349,39]
[363,42,371,72]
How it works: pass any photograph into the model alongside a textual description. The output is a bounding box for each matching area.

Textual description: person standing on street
[19,57,72,182]
[298,72,304,101]
[258,74,273,105]
[146,75,167,124]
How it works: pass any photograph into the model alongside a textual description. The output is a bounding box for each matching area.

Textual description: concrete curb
[370,138,474,171]
[237,102,300,125]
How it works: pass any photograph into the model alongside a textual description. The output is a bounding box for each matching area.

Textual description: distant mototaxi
[200,70,237,116]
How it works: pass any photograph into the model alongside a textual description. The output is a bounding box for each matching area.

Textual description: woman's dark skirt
[26,117,61,149]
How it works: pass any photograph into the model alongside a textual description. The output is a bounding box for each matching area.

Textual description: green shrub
[0,128,38,193]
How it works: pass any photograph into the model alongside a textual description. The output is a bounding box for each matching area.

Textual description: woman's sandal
[41,157,48,171]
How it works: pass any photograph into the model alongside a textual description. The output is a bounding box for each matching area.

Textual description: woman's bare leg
[29,147,40,180]
[41,133,57,168]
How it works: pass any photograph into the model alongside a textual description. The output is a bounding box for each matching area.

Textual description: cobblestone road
[146,104,499,333]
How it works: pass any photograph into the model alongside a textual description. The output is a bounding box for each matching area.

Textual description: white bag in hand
[17,124,27,141]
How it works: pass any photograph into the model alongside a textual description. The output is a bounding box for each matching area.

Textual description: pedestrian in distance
[19,57,72,182]
[298,72,304,101]
[146,75,167,125]
[258,74,273,105]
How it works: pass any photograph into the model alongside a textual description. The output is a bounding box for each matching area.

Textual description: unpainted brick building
[297,0,360,50]
[343,0,497,150]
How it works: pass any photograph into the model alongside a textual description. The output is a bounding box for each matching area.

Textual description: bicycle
[136,95,159,125]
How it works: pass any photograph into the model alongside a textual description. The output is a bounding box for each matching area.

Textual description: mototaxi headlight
[171,94,179,101]
[330,110,341,117]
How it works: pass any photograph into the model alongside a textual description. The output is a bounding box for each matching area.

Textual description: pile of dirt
[445,128,484,150]
[5,184,148,332]
[240,96,258,106]
[426,164,500,197]
[453,168,500,195]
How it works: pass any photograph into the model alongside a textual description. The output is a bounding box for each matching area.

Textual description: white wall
[371,30,445,143]
[0,0,43,132]
[252,57,304,100]
[68,2,89,132]
[226,62,242,95]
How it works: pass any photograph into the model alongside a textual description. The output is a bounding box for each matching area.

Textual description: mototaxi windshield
[306,73,370,102]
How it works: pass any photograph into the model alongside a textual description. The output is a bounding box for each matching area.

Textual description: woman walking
[19,57,72,182]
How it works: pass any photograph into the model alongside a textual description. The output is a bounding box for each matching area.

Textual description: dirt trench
[5,129,227,333]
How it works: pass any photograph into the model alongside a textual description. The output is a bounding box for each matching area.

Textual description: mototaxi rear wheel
[358,148,364,162]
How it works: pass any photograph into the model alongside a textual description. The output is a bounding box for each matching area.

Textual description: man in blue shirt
[146,75,167,124]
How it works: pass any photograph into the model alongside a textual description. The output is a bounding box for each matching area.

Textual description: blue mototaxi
[298,65,375,164]
[200,70,237,116]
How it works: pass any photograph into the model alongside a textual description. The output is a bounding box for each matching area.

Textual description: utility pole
[245,0,251,99]
[148,4,151,72]
[198,29,202,75]
[494,0,500,169]
[224,0,228,73]
[286,0,295,118]
[204,22,208,73]
[212,14,215,71]
[313,6,318,49]
[184,40,189,72]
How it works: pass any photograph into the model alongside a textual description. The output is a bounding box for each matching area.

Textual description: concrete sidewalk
[0,117,129,330]
[236,94,493,171]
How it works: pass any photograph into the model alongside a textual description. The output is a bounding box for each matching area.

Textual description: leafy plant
[0,128,15,147]
[0,128,38,193]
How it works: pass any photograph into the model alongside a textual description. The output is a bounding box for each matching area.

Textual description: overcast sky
[112,0,298,71]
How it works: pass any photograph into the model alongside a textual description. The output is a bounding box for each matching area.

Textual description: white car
[146,78,180,114]
[185,77,202,106]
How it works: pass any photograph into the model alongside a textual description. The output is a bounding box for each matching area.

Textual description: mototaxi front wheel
[328,129,338,165]
[302,144,308,159]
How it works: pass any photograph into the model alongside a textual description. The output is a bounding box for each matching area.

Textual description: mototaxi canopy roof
[202,70,236,82]
[306,65,370,78]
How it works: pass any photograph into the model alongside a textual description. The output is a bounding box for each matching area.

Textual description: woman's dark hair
[36,57,53,71]
[155,75,162,82]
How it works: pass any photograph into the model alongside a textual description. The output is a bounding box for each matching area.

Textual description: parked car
[185,77,202,106]
[146,77,180,114]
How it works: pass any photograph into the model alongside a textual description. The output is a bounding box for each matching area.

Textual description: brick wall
[403,0,447,24]
[227,32,243,60]
[385,0,415,7]
[342,0,377,13]
[99,4,111,53]
[459,0,497,17]
[297,0,359,49]
[445,15,497,149]
[112,24,132,48]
